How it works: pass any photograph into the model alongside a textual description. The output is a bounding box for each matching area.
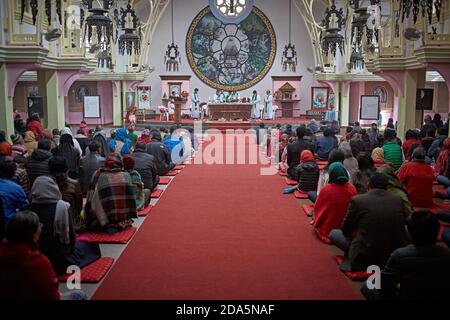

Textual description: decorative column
[112,81,122,127]
[0,64,14,140]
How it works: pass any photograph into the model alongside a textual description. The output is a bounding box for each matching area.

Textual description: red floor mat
[414,202,450,213]
[285,178,297,185]
[138,205,153,217]
[302,204,314,216]
[158,177,172,185]
[79,227,137,244]
[151,189,164,198]
[163,171,178,176]
[58,257,114,283]
[278,171,288,177]
[335,255,371,281]
[174,165,186,170]
[294,190,309,199]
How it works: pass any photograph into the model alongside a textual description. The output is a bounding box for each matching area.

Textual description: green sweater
[383,141,404,171]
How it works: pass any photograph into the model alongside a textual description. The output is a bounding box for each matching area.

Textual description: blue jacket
[428,135,447,159]
[0,179,29,221]
[315,136,337,159]
[164,136,184,163]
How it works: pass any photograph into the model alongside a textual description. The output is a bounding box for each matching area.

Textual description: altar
[208,103,253,121]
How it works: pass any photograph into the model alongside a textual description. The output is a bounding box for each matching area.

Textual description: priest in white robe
[251,90,261,119]
[191,88,201,119]
[264,90,274,120]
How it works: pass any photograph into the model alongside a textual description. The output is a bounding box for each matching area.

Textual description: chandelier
[321,0,346,57]
[82,0,115,46]
[117,1,141,56]
[398,0,442,24]
[165,0,181,72]
[282,0,298,72]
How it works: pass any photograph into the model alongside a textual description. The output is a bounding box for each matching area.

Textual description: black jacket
[146,141,173,176]
[295,161,319,192]
[286,139,312,179]
[379,244,450,300]
[133,151,160,191]
[26,149,53,186]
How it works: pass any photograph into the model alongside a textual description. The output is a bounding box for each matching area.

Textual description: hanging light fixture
[82,0,115,46]
[117,1,141,56]
[282,0,298,72]
[350,1,370,69]
[321,0,346,57]
[398,0,442,24]
[165,0,181,72]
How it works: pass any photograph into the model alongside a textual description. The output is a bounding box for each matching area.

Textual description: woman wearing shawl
[51,134,80,179]
[137,129,152,144]
[371,147,385,168]
[339,141,359,182]
[60,127,83,156]
[108,128,132,156]
[313,162,357,243]
[24,131,38,156]
[84,153,137,233]
[378,165,412,217]
[29,176,100,275]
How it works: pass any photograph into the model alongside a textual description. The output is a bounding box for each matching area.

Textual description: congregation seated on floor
[0,116,198,299]
[273,115,450,299]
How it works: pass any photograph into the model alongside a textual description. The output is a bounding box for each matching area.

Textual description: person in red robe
[137,129,152,144]
[397,147,434,208]
[313,162,357,243]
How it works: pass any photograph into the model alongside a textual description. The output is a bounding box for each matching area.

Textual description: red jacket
[27,120,43,141]
[0,242,60,300]
[314,182,357,241]
[402,138,422,159]
[397,161,434,208]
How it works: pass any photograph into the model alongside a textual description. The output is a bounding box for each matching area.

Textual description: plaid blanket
[85,168,137,229]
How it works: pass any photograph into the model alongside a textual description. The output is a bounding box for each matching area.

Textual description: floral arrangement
[181,90,189,98]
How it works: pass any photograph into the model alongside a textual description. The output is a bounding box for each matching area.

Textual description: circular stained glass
[186,6,276,91]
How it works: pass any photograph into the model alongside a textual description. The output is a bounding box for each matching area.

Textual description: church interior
[1,0,450,303]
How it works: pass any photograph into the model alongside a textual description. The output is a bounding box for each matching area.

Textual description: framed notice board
[360,95,380,120]
[83,95,101,118]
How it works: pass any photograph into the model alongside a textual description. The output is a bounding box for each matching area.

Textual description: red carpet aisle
[93,141,358,300]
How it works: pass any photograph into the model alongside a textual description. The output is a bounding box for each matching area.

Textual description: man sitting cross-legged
[329,173,408,272]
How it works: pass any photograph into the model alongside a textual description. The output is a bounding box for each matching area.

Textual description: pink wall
[66,81,114,126]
